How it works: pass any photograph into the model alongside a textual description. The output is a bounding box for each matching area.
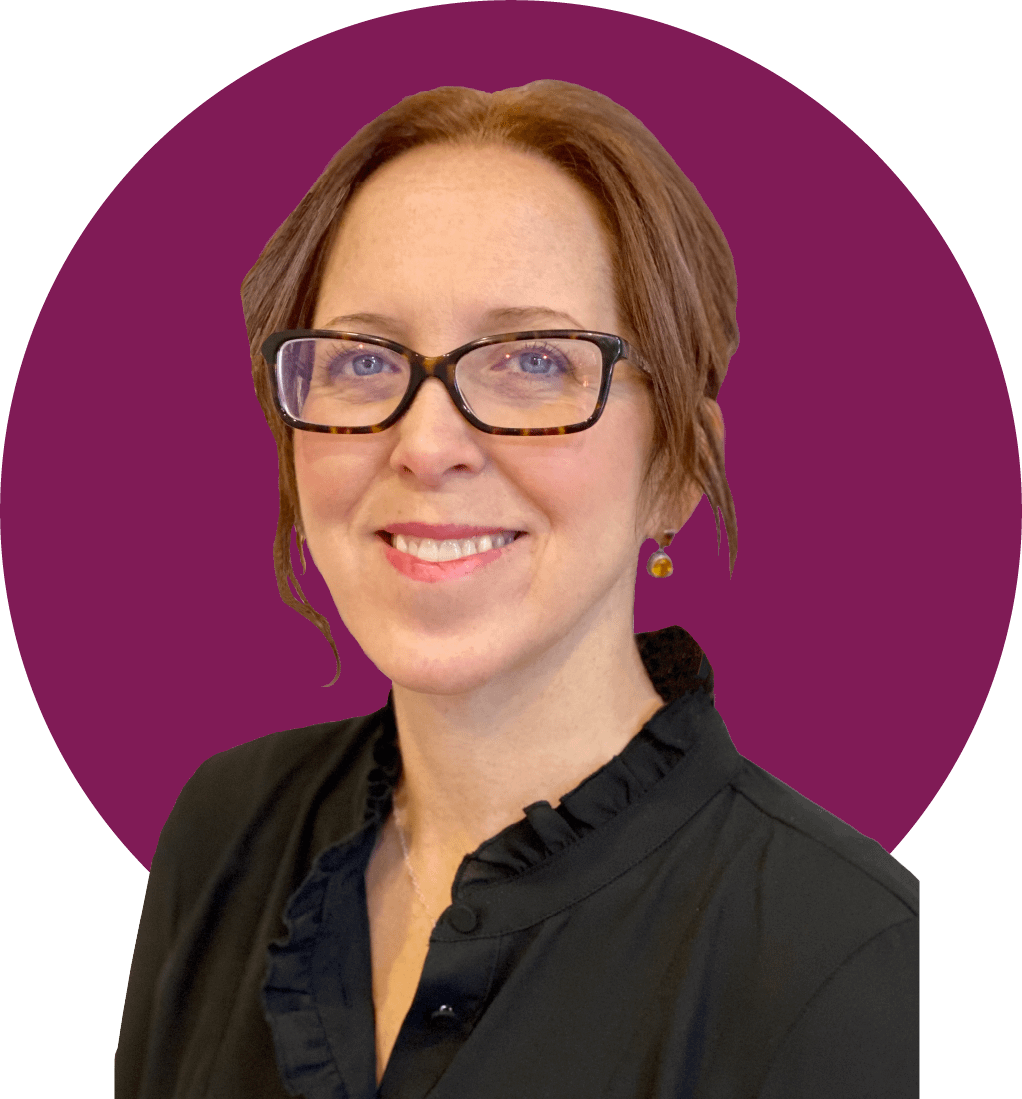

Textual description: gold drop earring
[646,531,675,579]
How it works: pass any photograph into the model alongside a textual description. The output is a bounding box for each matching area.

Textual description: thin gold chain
[392,804,438,925]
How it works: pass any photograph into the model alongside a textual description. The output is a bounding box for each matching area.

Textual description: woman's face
[298,142,661,695]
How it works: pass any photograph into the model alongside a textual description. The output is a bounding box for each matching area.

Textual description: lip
[382,522,520,539]
[380,530,524,583]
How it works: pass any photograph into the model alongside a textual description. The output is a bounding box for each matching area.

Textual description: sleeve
[757,917,919,1099]
[114,757,223,1099]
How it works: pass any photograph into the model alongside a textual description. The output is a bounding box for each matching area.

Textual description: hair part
[241,81,739,682]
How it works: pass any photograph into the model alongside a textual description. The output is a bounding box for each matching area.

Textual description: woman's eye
[351,358,382,380]
[325,352,393,378]
[512,348,566,375]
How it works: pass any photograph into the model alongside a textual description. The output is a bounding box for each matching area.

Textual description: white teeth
[417,539,440,562]
[390,530,519,563]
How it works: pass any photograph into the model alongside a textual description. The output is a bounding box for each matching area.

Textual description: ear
[642,398,725,542]
[640,471,695,548]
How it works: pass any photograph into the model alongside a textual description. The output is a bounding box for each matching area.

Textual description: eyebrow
[319,306,589,342]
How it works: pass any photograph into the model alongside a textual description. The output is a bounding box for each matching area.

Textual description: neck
[389,612,664,865]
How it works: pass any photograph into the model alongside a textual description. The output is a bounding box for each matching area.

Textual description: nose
[388,377,486,487]
[400,378,463,428]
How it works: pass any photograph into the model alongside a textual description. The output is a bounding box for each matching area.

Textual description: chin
[382,650,509,694]
[354,619,540,698]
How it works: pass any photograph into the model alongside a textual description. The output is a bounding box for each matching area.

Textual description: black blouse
[116,626,918,1099]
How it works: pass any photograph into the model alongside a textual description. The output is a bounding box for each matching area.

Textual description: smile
[387,530,520,563]
[377,527,526,583]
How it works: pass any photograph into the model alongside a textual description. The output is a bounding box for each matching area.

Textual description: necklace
[392,803,438,924]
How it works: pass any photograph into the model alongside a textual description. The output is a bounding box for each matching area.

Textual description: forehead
[341,142,610,248]
[316,143,620,338]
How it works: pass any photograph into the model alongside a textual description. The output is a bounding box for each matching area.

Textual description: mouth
[377,527,526,564]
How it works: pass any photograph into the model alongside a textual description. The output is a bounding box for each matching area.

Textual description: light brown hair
[241,81,739,676]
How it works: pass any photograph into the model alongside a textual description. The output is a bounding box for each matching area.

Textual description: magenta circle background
[3,3,1019,867]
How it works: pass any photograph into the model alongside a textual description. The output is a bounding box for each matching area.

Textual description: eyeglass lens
[276,337,604,430]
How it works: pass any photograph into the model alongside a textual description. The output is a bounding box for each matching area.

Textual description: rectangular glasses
[261,329,631,435]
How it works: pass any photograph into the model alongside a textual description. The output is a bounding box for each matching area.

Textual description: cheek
[511,414,650,547]
[293,433,378,533]
[582,399,653,518]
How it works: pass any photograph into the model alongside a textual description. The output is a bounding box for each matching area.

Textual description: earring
[646,532,675,579]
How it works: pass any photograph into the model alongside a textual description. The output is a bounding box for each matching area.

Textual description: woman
[116,81,917,1098]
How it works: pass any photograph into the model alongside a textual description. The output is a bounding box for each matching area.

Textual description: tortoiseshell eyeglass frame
[260,329,633,436]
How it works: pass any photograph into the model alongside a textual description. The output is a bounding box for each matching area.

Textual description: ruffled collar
[263,626,726,1099]
[360,625,714,887]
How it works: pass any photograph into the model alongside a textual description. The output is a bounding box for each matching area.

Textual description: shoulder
[731,764,921,1099]
[153,708,388,887]
[185,711,380,798]
[728,758,918,918]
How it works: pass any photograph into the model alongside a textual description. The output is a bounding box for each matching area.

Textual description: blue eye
[519,351,550,373]
[324,351,395,378]
[515,348,566,375]
[350,354,387,376]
